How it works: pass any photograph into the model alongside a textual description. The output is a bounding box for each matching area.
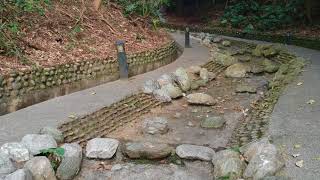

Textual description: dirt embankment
[0,1,171,75]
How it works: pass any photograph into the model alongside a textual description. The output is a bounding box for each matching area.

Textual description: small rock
[157,74,174,87]
[0,142,30,163]
[24,156,56,180]
[208,72,216,81]
[21,134,57,155]
[212,150,246,180]
[111,164,122,171]
[225,63,247,78]
[176,144,215,161]
[222,40,231,47]
[0,152,16,177]
[174,113,182,119]
[187,66,202,74]
[123,141,173,159]
[236,83,257,93]
[213,52,238,66]
[187,121,194,127]
[201,116,226,129]
[161,83,183,99]
[143,79,160,94]
[86,138,119,159]
[213,37,222,43]
[4,169,32,180]
[199,68,209,83]
[143,117,169,135]
[186,93,216,106]
[173,67,191,92]
[39,127,64,144]
[153,89,172,102]
[56,143,82,180]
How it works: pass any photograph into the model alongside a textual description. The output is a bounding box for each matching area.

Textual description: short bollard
[116,40,128,79]
[286,32,292,45]
[185,27,191,48]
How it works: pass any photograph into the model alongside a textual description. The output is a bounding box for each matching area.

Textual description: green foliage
[116,0,171,18]
[0,0,50,57]
[230,146,241,153]
[37,147,65,171]
[221,0,305,31]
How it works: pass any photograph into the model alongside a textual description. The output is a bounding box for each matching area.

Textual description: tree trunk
[305,0,312,24]
[93,0,102,11]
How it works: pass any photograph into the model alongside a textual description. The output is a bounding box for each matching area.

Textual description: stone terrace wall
[0,41,182,115]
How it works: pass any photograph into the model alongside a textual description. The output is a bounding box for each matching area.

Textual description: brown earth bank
[0,0,171,75]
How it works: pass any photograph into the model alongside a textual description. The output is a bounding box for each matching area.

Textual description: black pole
[116,40,128,79]
[185,27,191,48]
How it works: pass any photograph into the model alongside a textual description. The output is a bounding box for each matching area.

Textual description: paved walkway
[268,46,320,180]
[0,33,210,145]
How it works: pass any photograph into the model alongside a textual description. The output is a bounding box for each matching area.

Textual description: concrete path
[268,46,320,180]
[0,32,210,145]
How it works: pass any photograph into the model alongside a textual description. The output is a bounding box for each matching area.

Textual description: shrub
[221,0,306,31]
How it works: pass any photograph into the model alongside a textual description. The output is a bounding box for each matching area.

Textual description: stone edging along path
[0,40,182,116]
[161,23,320,51]
[0,36,304,179]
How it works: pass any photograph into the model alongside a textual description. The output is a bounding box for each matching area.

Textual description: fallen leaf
[294,144,301,149]
[292,154,300,158]
[307,99,316,105]
[297,82,303,86]
[313,156,320,160]
[68,114,78,119]
[295,160,304,168]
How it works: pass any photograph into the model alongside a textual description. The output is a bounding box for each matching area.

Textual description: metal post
[286,32,292,45]
[116,40,128,79]
[185,27,191,48]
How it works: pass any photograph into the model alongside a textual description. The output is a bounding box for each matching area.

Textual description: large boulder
[21,134,57,155]
[0,142,30,163]
[39,127,64,144]
[243,139,285,180]
[0,152,16,177]
[161,83,182,99]
[200,116,226,129]
[56,143,82,180]
[24,156,56,180]
[3,169,32,180]
[143,117,169,135]
[85,138,119,159]
[225,63,247,78]
[123,141,173,159]
[143,79,160,94]
[186,93,216,106]
[173,67,191,92]
[212,150,246,180]
[176,144,215,161]
[252,44,279,58]
[152,89,172,103]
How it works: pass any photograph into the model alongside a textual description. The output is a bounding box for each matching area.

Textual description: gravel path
[0,32,210,145]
